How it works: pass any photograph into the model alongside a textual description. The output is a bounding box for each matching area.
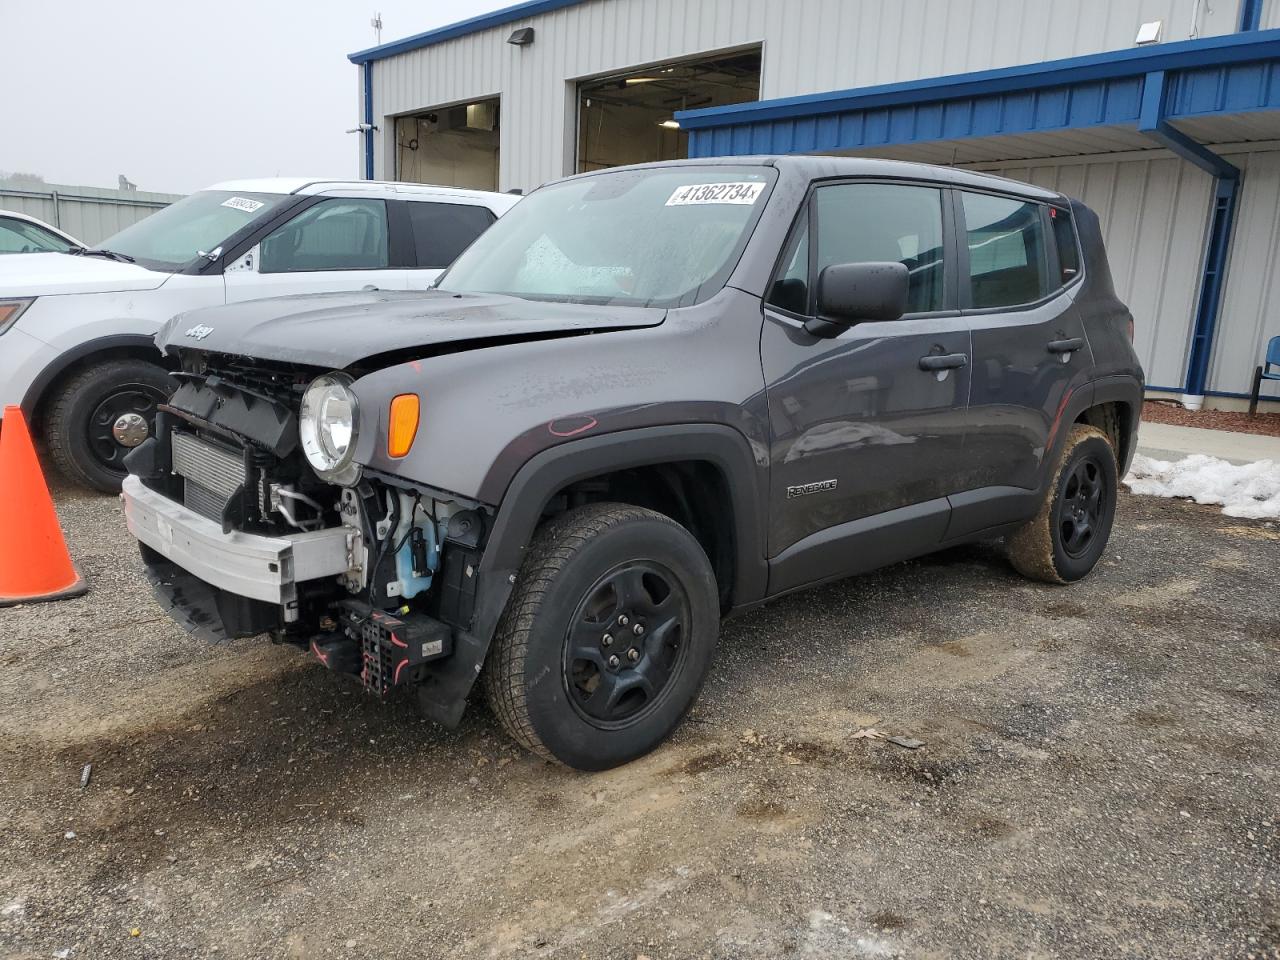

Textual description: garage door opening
[395,98,500,190]
[577,48,761,173]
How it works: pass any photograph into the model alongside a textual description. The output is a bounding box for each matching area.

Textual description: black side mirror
[805,261,909,338]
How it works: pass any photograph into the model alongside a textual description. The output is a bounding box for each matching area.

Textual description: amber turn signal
[387,394,420,458]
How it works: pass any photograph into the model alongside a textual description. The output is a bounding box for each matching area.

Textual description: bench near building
[349,0,1280,411]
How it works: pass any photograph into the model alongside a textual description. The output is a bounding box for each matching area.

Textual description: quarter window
[812,183,946,314]
[406,201,496,269]
[767,210,810,314]
[259,198,388,273]
[1050,206,1081,285]
[962,192,1049,308]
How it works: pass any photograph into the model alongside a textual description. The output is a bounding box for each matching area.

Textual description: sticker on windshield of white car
[665,182,765,206]
[221,196,265,213]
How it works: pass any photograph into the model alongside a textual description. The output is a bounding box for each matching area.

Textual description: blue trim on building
[1138,71,1241,179]
[1135,69,1241,397]
[349,0,589,63]
[678,29,1280,133]
[1240,0,1265,30]
[1185,179,1240,396]
[363,62,375,180]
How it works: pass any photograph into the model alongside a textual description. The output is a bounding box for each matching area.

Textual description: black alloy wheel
[482,502,720,771]
[1055,455,1107,559]
[563,561,691,728]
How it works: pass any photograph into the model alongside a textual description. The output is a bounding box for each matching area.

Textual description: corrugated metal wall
[0,183,182,246]
[369,0,1246,191]
[1211,147,1280,398]
[970,152,1216,392]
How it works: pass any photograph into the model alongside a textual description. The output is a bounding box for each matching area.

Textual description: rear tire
[1007,424,1118,584]
[483,503,719,771]
[44,358,174,494]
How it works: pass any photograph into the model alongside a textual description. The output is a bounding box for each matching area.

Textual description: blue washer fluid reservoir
[393,517,438,600]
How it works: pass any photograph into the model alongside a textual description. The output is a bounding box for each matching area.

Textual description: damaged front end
[121,350,493,724]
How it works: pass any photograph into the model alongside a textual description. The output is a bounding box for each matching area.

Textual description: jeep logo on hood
[184,323,214,340]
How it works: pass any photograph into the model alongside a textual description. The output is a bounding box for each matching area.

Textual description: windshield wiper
[77,247,136,263]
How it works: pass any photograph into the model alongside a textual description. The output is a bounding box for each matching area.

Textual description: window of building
[259,198,388,273]
[406,201,496,269]
[962,192,1049,308]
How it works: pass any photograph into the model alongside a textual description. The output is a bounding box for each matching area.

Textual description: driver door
[761,181,972,586]
[223,197,405,302]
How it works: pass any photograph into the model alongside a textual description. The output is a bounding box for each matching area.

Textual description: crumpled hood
[0,251,171,296]
[158,289,666,367]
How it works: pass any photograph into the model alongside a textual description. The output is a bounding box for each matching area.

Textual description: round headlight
[299,373,361,483]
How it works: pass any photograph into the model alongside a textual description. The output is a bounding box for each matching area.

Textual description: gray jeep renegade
[121,156,1143,771]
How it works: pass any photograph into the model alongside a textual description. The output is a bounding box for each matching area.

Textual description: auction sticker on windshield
[221,197,265,213]
[666,182,765,206]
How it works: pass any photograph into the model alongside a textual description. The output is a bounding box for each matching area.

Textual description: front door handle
[1047,337,1084,354]
[918,352,968,371]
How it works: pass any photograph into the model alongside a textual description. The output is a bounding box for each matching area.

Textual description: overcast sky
[2,0,507,194]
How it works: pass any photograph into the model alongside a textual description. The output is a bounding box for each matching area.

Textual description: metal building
[350,0,1280,409]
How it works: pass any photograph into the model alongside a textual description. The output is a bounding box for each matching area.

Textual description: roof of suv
[549,155,1065,204]
[203,178,519,207]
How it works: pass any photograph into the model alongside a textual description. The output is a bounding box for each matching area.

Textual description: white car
[0,179,518,491]
[0,210,82,255]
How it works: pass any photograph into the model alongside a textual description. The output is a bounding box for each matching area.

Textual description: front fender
[412,422,769,729]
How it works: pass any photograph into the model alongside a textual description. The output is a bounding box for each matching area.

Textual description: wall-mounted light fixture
[1135,20,1163,44]
[508,27,535,46]
[657,119,681,130]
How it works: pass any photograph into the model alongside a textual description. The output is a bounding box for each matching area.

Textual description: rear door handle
[1047,337,1084,354]
[918,353,968,371]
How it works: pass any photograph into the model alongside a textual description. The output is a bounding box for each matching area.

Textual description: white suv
[0,179,519,491]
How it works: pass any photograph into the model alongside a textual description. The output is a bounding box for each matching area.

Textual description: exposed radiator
[171,431,245,522]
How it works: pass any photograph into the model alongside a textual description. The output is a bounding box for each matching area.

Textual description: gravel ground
[1,485,1278,960]
[1143,400,1280,438]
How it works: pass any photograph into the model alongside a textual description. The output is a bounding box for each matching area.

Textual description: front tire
[44,358,174,493]
[1007,424,1118,584]
[483,503,720,771]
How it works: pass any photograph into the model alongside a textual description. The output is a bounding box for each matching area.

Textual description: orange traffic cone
[0,405,87,606]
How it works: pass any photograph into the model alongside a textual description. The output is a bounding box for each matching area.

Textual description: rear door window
[259,198,389,273]
[406,201,497,269]
[961,192,1049,308]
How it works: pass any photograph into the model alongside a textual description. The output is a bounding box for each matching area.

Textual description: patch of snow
[1125,453,1280,520]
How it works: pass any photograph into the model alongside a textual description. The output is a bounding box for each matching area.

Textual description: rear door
[761,180,972,561]
[223,197,404,302]
[957,190,1092,515]
[400,199,498,290]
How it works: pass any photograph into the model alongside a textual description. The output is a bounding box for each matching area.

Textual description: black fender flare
[1048,375,1143,479]
[21,333,168,419]
[416,423,768,727]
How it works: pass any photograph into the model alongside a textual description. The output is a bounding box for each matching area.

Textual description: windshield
[98,190,289,270]
[438,165,776,307]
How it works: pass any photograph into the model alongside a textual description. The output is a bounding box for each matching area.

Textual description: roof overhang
[678,29,1280,171]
